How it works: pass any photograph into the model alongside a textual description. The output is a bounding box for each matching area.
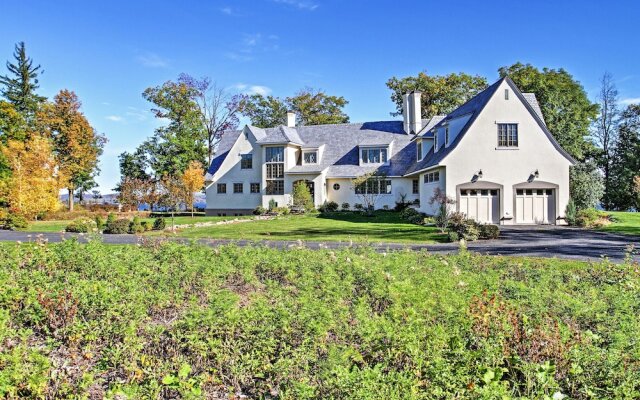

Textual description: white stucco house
[205,77,575,225]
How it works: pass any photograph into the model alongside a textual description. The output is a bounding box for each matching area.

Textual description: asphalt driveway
[0,226,637,262]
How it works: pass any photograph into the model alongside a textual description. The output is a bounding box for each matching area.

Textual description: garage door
[459,189,500,224]
[515,189,555,224]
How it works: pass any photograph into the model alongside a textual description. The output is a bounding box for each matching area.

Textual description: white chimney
[409,91,422,134]
[402,93,410,134]
[286,111,296,127]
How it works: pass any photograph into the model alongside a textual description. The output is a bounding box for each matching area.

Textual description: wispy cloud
[225,33,279,62]
[136,52,169,68]
[272,0,319,10]
[125,107,149,122]
[220,6,243,16]
[233,83,272,96]
[224,52,254,62]
[105,115,123,122]
[620,97,640,105]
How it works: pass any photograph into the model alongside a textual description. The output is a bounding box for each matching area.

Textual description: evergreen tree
[0,42,46,122]
[608,104,640,210]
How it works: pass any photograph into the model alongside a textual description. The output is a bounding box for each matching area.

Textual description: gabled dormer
[359,138,393,166]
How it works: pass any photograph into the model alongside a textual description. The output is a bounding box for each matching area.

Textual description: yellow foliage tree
[181,160,205,217]
[1,136,64,219]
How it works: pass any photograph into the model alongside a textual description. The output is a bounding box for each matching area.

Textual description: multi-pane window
[233,183,243,193]
[266,146,285,195]
[217,183,226,194]
[361,147,388,164]
[416,141,422,161]
[303,151,318,164]
[266,180,284,195]
[355,179,392,194]
[250,183,260,193]
[498,123,518,147]
[423,171,440,183]
[265,147,284,162]
[412,179,419,194]
[240,154,253,169]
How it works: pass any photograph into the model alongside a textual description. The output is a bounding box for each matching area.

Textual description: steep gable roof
[206,130,242,176]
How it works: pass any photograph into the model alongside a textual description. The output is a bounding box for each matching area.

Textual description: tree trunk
[68,188,74,211]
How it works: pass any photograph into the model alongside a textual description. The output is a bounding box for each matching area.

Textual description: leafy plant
[64,218,96,233]
[103,218,130,234]
[565,200,577,226]
[341,202,350,211]
[152,217,166,230]
[253,206,266,215]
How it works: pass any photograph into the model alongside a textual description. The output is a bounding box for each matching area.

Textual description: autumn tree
[0,42,46,123]
[38,90,106,211]
[181,160,204,217]
[386,72,488,119]
[159,174,187,230]
[498,63,599,161]
[240,88,349,128]
[179,74,243,165]
[1,136,63,219]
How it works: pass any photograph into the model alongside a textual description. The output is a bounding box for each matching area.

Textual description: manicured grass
[0,240,638,398]
[600,211,640,236]
[27,215,244,233]
[156,211,447,244]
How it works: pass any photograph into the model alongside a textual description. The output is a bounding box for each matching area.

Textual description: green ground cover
[156,211,446,244]
[0,240,638,398]
[600,211,640,236]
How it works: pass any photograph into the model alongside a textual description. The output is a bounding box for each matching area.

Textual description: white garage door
[459,189,500,224]
[515,189,555,224]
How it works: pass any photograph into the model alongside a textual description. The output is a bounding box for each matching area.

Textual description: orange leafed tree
[181,160,205,217]
[1,136,64,219]
[38,90,105,211]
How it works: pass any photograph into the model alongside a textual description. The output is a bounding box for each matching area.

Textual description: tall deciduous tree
[1,136,63,219]
[0,42,46,123]
[386,72,488,118]
[181,160,205,217]
[178,74,243,166]
[240,88,349,128]
[38,90,106,211]
[498,63,599,161]
[592,72,620,209]
[608,104,640,210]
[569,161,605,210]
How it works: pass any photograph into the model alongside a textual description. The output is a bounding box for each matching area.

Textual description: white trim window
[233,183,243,193]
[434,132,439,152]
[416,141,422,161]
[498,123,518,147]
[217,183,227,194]
[240,154,253,169]
[303,150,318,164]
[355,178,392,195]
[423,171,440,183]
[265,146,285,195]
[361,147,388,164]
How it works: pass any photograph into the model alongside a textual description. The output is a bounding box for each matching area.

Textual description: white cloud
[620,97,640,105]
[232,83,272,96]
[105,115,123,122]
[136,52,169,68]
[220,6,233,14]
[224,52,253,62]
[273,0,318,10]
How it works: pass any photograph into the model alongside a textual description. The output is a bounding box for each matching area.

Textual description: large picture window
[361,147,388,164]
[498,123,518,147]
[265,147,284,162]
[266,146,284,195]
[355,178,392,195]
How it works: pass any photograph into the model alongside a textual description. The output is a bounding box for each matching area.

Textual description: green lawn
[27,215,244,233]
[600,211,640,236]
[1,240,638,398]
[155,211,447,244]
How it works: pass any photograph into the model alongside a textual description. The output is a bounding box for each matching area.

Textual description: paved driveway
[0,226,637,262]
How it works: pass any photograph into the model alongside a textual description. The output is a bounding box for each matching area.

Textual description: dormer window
[433,132,438,152]
[416,141,422,161]
[361,147,388,164]
[445,127,449,146]
[303,150,318,164]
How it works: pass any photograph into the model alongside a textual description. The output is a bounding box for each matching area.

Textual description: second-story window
[361,147,388,164]
[303,151,318,164]
[240,154,253,169]
[445,126,449,146]
[416,141,422,161]
[266,146,285,195]
[233,183,243,193]
[498,123,518,147]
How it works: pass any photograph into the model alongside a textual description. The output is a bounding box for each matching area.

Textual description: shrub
[565,200,577,226]
[448,212,480,241]
[399,207,420,220]
[576,208,603,228]
[353,203,364,211]
[65,218,96,233]
[2,214,29,230]
[268,199,277,211]
[292,181,314,212]
[570,161,604,210]
[341,202,350,211]
[106,213,116,226]
[447,231,459,242]
[430,188,456,233]
[94,215,105,230]
[394,193,411,211]
[152,217,166,231]
[129,216,145,234]
[274,207,290,215]
[253,206,266,215]
[104,218,130,234]
[479,224,500,239]
[141,221,152,231]
[320,201,339,213]
[407,215,425,225]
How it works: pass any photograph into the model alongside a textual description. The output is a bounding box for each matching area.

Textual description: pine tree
[608,104,640,210]
[0,42,46,122]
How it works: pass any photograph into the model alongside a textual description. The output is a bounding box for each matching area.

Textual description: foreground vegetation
[155,211,446,244]
[0,240,638,398]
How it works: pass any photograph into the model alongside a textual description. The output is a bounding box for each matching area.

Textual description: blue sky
[1,0,639,192]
